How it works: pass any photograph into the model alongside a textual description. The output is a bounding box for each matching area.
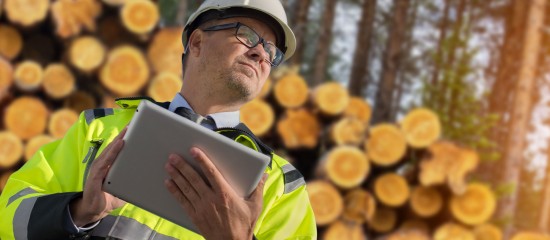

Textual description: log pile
[0,1,548,239]
[0,0,184,195]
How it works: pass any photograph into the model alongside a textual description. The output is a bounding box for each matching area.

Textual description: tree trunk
[290,0,312,66]
[311,0,338,87]
[500,0,546,237]
[488,0,529,169]
[540,154,550,233]
[348,0,377,97]
[429,0,451,106]
[372,0,410,124]
[391,0,418,120]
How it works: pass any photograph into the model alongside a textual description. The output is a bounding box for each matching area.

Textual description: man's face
[194,17,276,103]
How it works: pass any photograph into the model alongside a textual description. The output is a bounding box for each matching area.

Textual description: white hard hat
[183,0,296,62]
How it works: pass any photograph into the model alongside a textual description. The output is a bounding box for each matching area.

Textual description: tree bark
[290,0,312,66]
[348,0,377,97]
[372,0,410,124]
[311,0,338,87]
[488,0,529,167]
[391,0,418,120]
[499,0,546,237]
[540,153,550,232]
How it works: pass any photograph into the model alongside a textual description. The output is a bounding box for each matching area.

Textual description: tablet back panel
[103,100,270,233]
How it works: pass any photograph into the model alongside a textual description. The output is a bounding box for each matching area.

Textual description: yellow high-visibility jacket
[0,98,317,240]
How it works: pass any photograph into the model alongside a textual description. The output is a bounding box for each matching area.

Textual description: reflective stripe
[91,215,177,240]
[13,197,38,239]
[8,187,38,206]
[85,108,115,125]
[281,164,306,194]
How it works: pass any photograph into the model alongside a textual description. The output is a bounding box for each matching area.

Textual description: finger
[89,126,128,171]
[165,155,205,202]
[88,138,125,186]
[248,173,268,203]
[189,147,231,194]
[165,179,196,215]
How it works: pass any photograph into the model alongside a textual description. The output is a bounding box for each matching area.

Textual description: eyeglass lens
[235,25,282,65]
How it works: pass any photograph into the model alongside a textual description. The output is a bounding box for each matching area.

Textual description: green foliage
[420,2,499,163]
[158,0,179,26]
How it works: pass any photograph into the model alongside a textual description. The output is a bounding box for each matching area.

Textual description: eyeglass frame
[200,22,284,67]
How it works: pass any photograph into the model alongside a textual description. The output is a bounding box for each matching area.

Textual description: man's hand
[164,147,267,240]
[70,127,128,227]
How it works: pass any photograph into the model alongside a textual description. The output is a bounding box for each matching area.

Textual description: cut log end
[342,189,376,224]
[344,97,372,124]
[324,146,369,189]
[5,96,49,140]
[147,28,184,77]
[387,230,430,240]
[258,77,272,98]
[100,45,150,96]
[147,72,183,102]
[367,207,397,233]
[473,223,503,240]
[307,180,343,226]
[43,64,76,99]
[434,223,475,240]
[323,221,366,240]
[240,99,275,137]
[276,109,320,149]
[374,173,410,207]
[366,124,407,166]
[25,135,55,161]
[49,108,79,139]
[0,57,14,96]
[121,0,159,34]
[399,219,430,234]
[273,73,309,108]
[313,82,350,115]
[0,24,23,60]
[450,183,496,225]
[419,141,459,186]
[400,108,441,148]
[330,117,366,146]
[64,91,98,113]
[14,60,43,91]
[70,36,106,72]
[410,186,443,217]
[0,131,24,168]
[5,0,49,26]
[52,0,102,38]
[448,148,479,195]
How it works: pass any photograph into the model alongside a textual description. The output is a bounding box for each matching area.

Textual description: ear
[187,29,204,57]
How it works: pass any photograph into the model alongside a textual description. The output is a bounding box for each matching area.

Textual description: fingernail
[168,154,177,164]
[190,148,199,158]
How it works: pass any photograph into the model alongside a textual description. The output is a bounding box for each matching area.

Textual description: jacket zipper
[82,139,104,187]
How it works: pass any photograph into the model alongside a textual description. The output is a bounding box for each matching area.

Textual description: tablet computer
[103,100,270,233]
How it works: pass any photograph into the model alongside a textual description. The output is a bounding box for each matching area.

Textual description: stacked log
[0,1,547,239]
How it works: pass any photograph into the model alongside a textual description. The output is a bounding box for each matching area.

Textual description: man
[0,0,317,239]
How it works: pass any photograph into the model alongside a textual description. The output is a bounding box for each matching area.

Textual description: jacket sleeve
[0,113,89,240]
[254,162,317,240]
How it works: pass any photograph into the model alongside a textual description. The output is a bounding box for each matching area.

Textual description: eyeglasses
[202,22,284,67]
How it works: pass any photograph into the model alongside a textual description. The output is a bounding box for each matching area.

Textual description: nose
[246,42,270,64]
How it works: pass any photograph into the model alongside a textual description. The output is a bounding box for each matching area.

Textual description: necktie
[174,107,216,128]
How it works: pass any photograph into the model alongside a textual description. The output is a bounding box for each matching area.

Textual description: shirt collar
[168,93,240,128]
